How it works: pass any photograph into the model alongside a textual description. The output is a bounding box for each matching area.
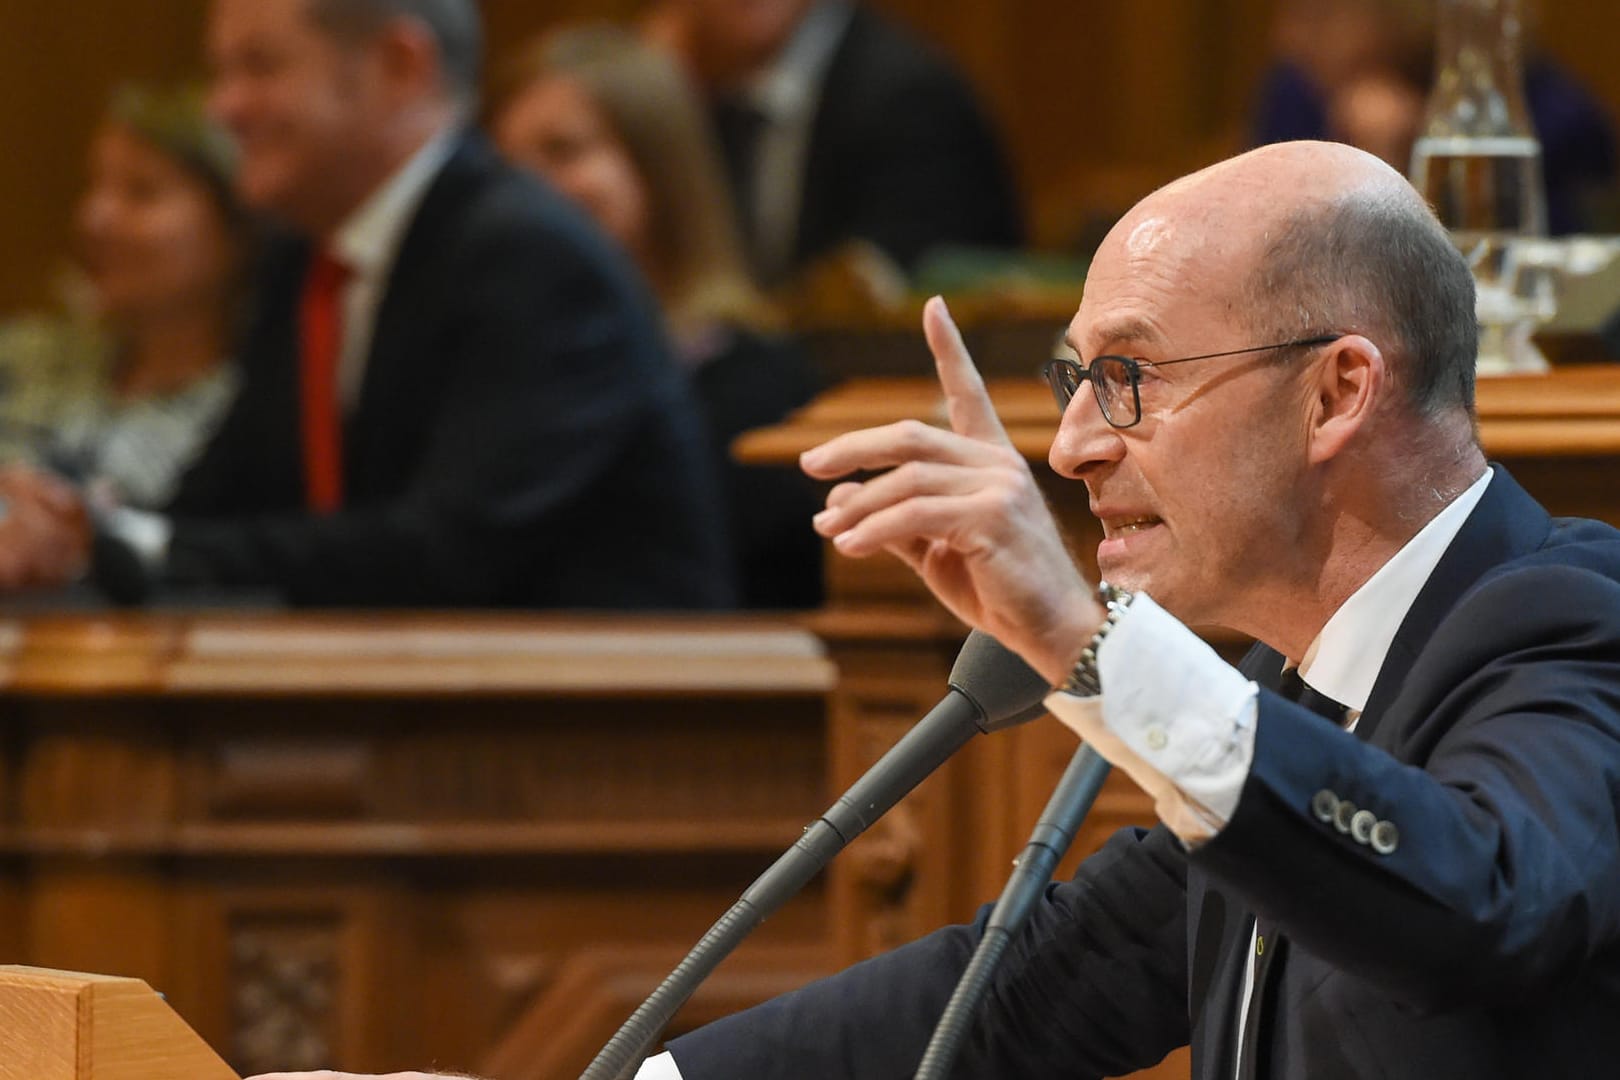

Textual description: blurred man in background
[0,0,735,609]
[647,0,1024,285]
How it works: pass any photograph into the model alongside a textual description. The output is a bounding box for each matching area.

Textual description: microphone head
[948,630,1052,732]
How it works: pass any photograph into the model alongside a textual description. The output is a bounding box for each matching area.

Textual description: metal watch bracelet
[1060,581,1135,696]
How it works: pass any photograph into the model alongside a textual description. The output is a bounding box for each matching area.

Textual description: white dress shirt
[637,1052,684,1079]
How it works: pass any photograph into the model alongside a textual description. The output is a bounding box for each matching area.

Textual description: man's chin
[1095,524,1170,589]
[236,165,298,218]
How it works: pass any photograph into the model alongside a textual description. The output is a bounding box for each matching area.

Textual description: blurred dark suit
[164,133,735,609]
[717,3,1024,283]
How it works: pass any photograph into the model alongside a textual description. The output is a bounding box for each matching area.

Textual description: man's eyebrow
[1067,317,1164,358]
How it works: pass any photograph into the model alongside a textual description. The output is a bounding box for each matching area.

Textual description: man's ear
[373,17,445,105]
[1307,333,1385,465]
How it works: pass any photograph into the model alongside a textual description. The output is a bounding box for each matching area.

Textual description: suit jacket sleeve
[1193,559,1620,1010]
[668,824,1190,1080]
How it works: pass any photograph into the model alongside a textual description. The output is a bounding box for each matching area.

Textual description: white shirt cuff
[1043,593,1258,844]
[100,505,172,572]
[636,1051,684,1079]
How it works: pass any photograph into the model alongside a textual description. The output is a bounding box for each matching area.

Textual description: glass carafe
[1409,0,1551,373]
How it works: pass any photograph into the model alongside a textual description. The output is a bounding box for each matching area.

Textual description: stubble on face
[1058,177,1318,631]
[208,0,384,232]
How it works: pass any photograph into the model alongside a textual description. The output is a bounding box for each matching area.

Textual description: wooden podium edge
[0,967,239,1080]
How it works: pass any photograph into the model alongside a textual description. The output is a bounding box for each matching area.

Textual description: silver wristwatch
[1060,581,1135,696]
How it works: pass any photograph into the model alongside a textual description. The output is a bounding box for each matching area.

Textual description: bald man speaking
[258,143,1620,1079]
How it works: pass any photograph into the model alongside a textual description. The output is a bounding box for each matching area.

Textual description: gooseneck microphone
[579,630,1053,1080]
[913,742,1113,1079]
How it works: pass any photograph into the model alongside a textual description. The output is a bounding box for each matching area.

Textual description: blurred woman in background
[0,84,249,511]
[493,24,824,608]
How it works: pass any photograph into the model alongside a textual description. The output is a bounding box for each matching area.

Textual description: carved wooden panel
[229,911,342,1074]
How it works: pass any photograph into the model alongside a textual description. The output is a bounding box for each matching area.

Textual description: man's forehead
[1123,214,1178,262]
[1065,191,1264,352]
[209,0,308,37]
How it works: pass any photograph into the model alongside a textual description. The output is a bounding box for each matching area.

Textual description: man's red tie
[299,250,349,514]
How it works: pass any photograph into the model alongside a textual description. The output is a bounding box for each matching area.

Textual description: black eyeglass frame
[1041,333,1343,429]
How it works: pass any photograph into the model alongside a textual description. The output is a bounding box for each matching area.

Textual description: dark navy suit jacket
[668,465,1620,1078]
[716,4,1023,283]
[161,133,734,609]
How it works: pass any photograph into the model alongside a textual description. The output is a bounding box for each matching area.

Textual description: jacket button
[1333,799,1357,834]
[1311,789,1338,823]
[1371,819,1400,855]
[1351,809,1377,845]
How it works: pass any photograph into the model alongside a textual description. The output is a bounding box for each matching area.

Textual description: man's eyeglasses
[1041,334,1343,429]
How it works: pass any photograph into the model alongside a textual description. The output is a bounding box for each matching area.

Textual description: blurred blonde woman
[494,23,823,607]
[0,84,249,512]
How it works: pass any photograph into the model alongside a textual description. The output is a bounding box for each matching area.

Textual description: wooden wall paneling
[1487,455,1620,527]
[10,2,1620,310]
[0,0,211,314]
[1531,2,1620,151]
[0,867,18,964]
[21,862,172,992]
[10,697,180,993]
[15,701,178,835]
[0,614,841,1074]
[481,0,642,61]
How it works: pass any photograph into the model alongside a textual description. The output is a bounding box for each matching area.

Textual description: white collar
[1297,467,1494,712]
[740,0,852,119]
[329,129,457,278]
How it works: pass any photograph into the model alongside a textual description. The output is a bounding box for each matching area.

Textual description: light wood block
[0,967,237,1080]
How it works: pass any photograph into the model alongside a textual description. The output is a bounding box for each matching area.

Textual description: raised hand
[801,297,1100,683]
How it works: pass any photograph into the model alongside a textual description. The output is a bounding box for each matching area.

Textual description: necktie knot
[306,247,354,293]
[1277,665,1350,727]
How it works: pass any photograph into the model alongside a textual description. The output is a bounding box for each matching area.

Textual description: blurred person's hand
[0,465,91,590]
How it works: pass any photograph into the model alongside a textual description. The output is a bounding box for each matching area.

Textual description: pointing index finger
[923,295,1012,448]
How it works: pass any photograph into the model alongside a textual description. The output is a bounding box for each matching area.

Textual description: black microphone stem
[912,743,1113,1080]
[580,691,990,1080]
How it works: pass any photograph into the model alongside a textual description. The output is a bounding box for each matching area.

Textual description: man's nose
[74,190,114,238]
[206,76,244,130]
[1048,388,1125,479]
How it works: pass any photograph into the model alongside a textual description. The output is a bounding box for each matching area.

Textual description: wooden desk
[0,614,837,1079]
